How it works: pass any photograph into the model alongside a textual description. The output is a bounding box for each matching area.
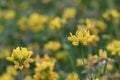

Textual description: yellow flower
[85,18,106,34]
[106,64,113,71]
[99,49,107,59]
[49,17,65,30]
[6,66,17,76]
[0,73,14,80]
[44,41,61,51]
[55,50,67,60]
[35,54,55,71]
[62,8,76,20]
[3,10,15,20]
[18,12,48,32]
[0,65,17,80]
[67,32,79,46]
[24,75,33,80]
[68,27,95,46]
[102,9,119,23]
[6,47,34,70]
[49,72,60,80]
[28,13,48,32]
[107,40,120,56]
[88,54,100,64]
[93,78,100,80]
[76,58,86,66]
[66,72,79,80]
[115,71,120,78]
[17,16,27,31]
[102,10,110,20]
[27,43,40,51]
[111,9,119,19]
[34,54,59,80]
[97,20,106,32]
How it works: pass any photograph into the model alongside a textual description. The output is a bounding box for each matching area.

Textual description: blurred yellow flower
[88,54,100,64]
[17,16,27,31]
[107,40,120,56]
[0,49,11,59]
[76,58,86,66]
[18,12,48,32]
[99,49,107,59]
[115,71,120,78]
[97,20,106,32]
[24,75,33,80]
[6,66,17,76]
[49,17,65,30]
[62,8,76,20]
[0,65,17,80]
[0,73,14,80]
[55,50,67,60]
[106,64,113,71]
[3,10,16,20]
[85,18,106,34]
[93,78,100,80]
[102,9,119,23]
[66,72,79,80]
[6,47,34,70]
[44,41,61,51]
[34,54,59,80]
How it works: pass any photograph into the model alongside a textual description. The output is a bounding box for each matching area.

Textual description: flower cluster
[76,49,115,79]
[107,40,120,56]
[44,41,61,51]
[0,10,16,20]
[66,72,79,80]
[68,27,96,46]
[18,12,48,32]
[49,17,66,30]
[102,9,120,23]
[6,47,34,70]
[0,66,17,80]
[62,8,76,20]
[34,54,59,80]
[85,18,107,34]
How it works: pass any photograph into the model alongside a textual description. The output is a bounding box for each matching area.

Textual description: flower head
[68,27,96,46]
[44,41,61,51]
[99,49,107,59]
[66,72,79,80]
[49,17,65,30]
[62,8,76,20]
[6,47,34,70]
[107,40,120,56]
[33,54,59,80]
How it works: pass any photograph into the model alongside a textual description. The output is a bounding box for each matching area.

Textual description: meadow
[0,0,120,80]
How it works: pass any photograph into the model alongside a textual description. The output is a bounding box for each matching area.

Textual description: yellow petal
[6,57,14,62]
[24,63,30,68]
[19,65,24,70]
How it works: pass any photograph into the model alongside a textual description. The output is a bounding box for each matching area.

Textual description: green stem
[67,52,76,72]
[18,70,23,80]
[82,45,85,64]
